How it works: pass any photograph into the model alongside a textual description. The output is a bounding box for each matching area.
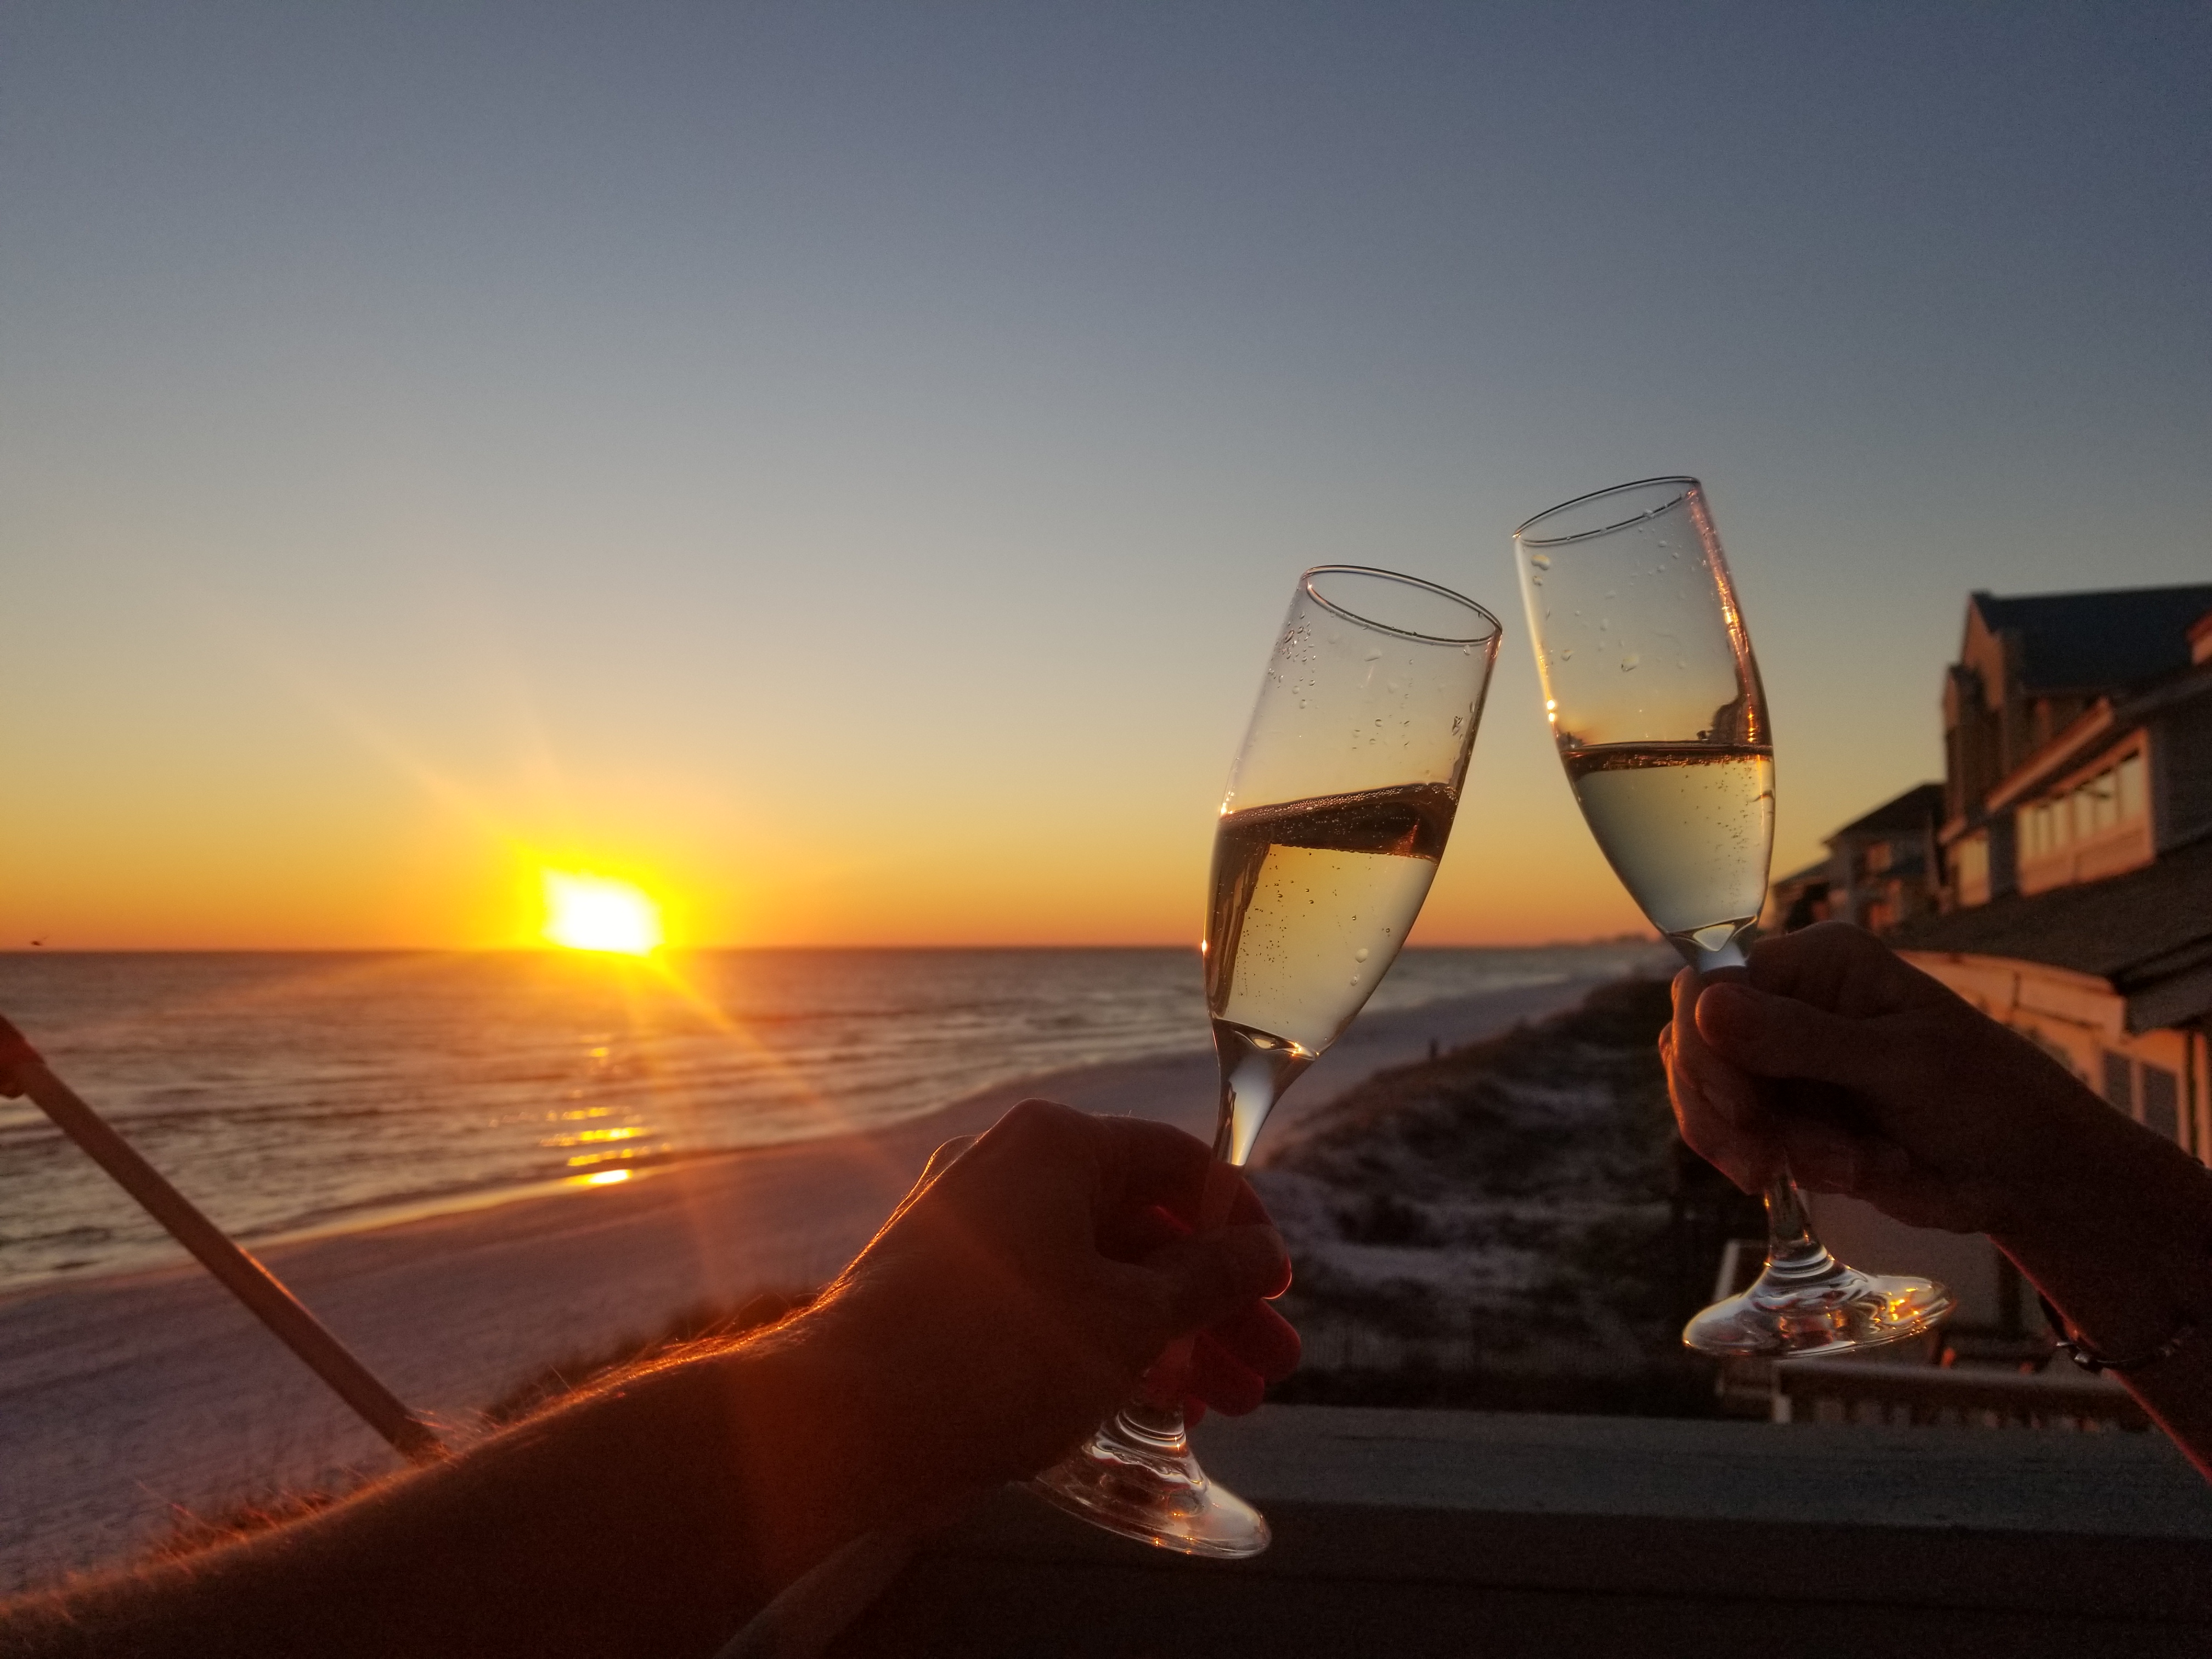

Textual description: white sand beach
[0,976,1620,1590]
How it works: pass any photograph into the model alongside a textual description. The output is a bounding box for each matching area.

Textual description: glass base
[1685,1256,1956,1357]
[1028,1402,1271,1559]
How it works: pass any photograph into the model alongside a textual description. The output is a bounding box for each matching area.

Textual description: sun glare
[541,871,664,955]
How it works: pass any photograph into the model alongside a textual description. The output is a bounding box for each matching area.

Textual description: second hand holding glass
[1514,477,1953,1356]
[1031,566,1501,1556]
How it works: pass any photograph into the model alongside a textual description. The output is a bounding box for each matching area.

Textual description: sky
[5,1,2208,950]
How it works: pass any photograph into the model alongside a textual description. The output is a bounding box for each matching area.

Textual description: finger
[1664,1016,1776,1193]
[1745,920,1919,1008]
[1207,1298,1301,1382]
[995,1108,1266,1237]
[1771,1118,1945,1225]
[1099,1201,1191,1266]
[1772,1117,1880,1194]
[1101,1119,1229,1221]
[1696,980,1879,1089]
[1187,1330,1268,1416]
[1145,1223,1290,1334]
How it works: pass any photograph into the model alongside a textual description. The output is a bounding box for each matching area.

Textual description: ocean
[0,945,1662,1290]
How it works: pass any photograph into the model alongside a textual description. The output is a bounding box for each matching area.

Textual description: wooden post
[0,1013,443,1462]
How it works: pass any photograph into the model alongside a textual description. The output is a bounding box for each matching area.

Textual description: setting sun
[540,871,664,955]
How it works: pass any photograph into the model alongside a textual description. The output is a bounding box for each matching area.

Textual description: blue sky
[5,2,2208,945]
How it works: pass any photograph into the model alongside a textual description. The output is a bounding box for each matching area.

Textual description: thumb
[1696,982,1872,1088]
[1144,1224,1289,1335]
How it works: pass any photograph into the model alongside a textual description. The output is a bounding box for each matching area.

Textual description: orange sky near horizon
[0,642,1655,952]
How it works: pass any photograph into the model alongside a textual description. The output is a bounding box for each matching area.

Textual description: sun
[540,871,664,956]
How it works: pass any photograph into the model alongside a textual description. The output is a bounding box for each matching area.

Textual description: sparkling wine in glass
[1031,566,1500,1555]
[1514,477,1953,1355]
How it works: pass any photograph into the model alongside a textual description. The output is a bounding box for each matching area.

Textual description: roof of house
[1988,656,2212,812]
[1971,585,2212,696]
[1892,833,2212,1023]
[1827,782,1945,842]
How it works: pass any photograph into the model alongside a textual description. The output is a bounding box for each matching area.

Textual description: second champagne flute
[1031,565,1501,1556]
[1514,477,1953,1356]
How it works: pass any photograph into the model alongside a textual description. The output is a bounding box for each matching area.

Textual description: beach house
[1896,583,2212,1157]
[1762,584,2212,1358]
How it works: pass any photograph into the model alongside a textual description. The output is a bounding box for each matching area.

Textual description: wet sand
[0,975,1617,1589]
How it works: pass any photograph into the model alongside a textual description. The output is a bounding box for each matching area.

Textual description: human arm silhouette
[0,1102,1297,1659]
[1663,922,2212,1475]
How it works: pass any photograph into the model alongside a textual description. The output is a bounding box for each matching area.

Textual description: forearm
[1992,1123,2212,1480]
[3,1317,923,1659]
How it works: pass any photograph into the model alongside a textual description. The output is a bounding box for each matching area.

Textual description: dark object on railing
[0,1011,443,1462]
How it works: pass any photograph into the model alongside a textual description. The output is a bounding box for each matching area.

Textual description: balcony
[826,1404,2212,1657]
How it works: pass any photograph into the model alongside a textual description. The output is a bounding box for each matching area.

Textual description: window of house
[2025,751,2148,861]
[2086,770,2118,832]
[2024,797,2069,856]
[2101,1052,2134,1116]
[2116,751,2147,822]
[2142,1065,2181,1143]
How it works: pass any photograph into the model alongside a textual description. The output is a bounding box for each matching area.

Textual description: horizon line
[0,936,1661,956]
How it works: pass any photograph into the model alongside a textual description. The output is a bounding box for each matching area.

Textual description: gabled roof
[1827,783,1945,843]
[1988,658,2212,813]
[1971,585,2212,696]
[1892,833,2212,1030]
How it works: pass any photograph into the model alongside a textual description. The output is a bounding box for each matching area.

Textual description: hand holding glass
[1032,566,1500,1555]
[1514,478,1953,1356]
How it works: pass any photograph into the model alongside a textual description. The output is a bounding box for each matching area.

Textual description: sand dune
[0,976,1616,1590]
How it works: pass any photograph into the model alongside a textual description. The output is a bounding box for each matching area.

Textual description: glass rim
[1514,476,1701,548]
[1300,563,1503,646]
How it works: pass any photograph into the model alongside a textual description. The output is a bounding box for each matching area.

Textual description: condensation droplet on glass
[1348,975,1361,986]
[1355,947,1370,962]
[1451,714,1464,733]
[1560,647,1574,659]
[1528,552,1551,569]
[1364,649,1383,662]
[1620,654,1640,672]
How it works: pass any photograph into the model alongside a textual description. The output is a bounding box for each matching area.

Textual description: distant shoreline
[0,946,1668,1297]
[0,938,1659,956]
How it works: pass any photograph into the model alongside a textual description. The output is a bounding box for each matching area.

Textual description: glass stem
[1760,1172,1837,1285]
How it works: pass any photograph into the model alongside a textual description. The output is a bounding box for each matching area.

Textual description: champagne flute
[1031,566,1500,1556]
[1513,477,1953,1355]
